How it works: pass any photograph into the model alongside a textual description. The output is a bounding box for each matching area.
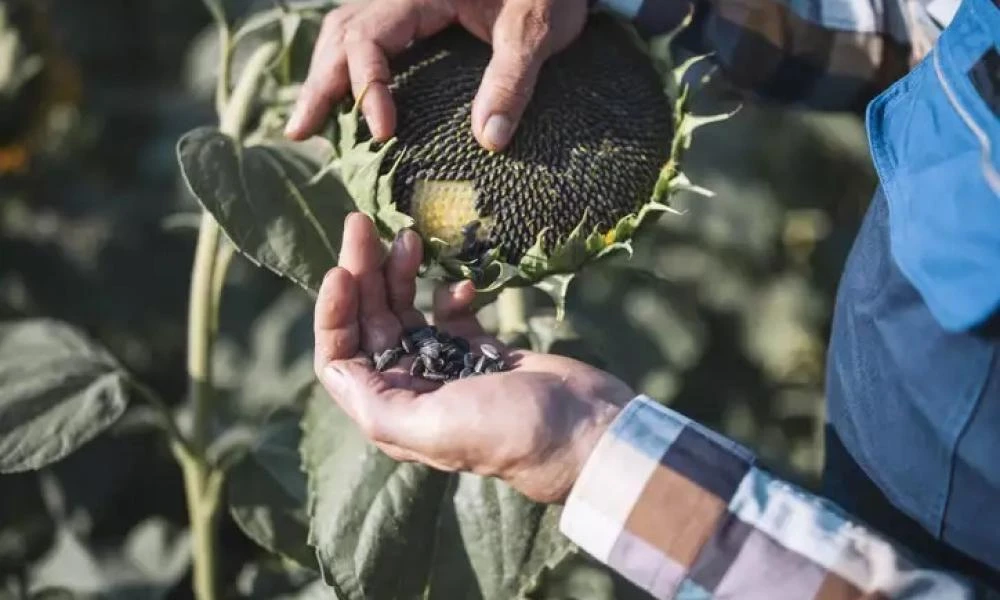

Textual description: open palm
[314,214,632,502]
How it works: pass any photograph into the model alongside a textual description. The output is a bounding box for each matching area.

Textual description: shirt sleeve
[559,395,977,599]
[594,0,948,111]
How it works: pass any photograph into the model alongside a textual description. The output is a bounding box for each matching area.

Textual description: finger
[338,1,454,141]
[313,267,360,372]
[344,39,396,142]
[432,280,486,339]
[285,5,360,139]
[338,212,400,352]
[385,229,426,329]
[471,1,552,151]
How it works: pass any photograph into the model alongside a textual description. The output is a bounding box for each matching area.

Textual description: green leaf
[177,127,356,293]
[301,382,582,600]
[0,320,131,473]
[228,409,315,570]
[301,385,448,599]
[424,476,575,600]
[534,274,575,322]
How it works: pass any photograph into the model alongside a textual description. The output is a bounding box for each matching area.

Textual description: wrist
[559,399,622,502]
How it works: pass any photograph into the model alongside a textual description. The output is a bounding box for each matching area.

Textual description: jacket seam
[937,340,998,539]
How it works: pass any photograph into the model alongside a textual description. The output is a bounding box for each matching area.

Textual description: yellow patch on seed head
[410,180,494,252]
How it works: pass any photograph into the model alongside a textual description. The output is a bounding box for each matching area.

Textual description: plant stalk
[180,39,281,600]
[497,287,531,336]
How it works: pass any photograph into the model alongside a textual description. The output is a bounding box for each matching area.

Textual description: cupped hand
[285,0,589,152]
[313,213,633,503]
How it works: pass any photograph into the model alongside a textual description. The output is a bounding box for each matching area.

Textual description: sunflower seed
[420,354,438,373]
[422,371,449,381]
[409,326,436,342]
[480,344,500,360]
[463,353,477,368]
[419,343,441,360]
[375,347,403,372]
[459,367,474,379]
[410,358,424,376]
[474,355,487,374]
[401,336,415,354]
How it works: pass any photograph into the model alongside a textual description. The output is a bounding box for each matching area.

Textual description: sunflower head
[325,11,724,309]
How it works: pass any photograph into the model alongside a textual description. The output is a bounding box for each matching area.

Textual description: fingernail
[483,114,513,150]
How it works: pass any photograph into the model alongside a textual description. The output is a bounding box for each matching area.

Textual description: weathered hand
[314,213,633,503]
[285,0,589,152]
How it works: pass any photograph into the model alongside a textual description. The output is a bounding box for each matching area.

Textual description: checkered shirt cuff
[559,395,974,599]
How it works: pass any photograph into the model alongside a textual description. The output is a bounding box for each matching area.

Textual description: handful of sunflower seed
[371,326,507,383]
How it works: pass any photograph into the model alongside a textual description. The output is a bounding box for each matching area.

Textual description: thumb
[472,3,553,152]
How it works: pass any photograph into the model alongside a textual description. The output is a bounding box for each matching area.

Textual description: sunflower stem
[497,287,531,336]
[179,37,280,600]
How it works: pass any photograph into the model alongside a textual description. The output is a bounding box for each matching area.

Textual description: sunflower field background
[0,0,876,597]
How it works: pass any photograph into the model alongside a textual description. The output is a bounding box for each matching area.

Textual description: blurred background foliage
[0,0,876,597]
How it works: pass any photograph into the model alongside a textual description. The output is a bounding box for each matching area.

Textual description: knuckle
[342,26,365,46]
[522,8,553,42]
[487,74,533,104]
[323,12,346,36]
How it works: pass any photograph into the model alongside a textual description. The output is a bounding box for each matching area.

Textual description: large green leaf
[424,476,574,600]
[301,385,448,600]
[0,320,131,473]
[228,409,315,570]
[301,384,579,600]
[177,127,356,293]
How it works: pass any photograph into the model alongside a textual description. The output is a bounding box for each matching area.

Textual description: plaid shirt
[560,397,976,598]
[597,0,947,112]
[557,1,981,598]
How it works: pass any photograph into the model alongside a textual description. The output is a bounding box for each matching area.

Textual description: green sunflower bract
[322,10,731,316]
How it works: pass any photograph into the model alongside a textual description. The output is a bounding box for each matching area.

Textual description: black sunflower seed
[376,348,403,372]
[480,344,500,360]
[419,343,442,360]
[410,358,425,376]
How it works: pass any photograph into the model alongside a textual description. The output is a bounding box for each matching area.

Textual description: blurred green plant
[0,0,732,598]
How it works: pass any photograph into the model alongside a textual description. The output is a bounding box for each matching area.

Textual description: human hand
[313,212,633,503]
[285,0,589,152]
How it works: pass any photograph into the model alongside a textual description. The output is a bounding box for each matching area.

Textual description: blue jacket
[828,0,1000,573]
